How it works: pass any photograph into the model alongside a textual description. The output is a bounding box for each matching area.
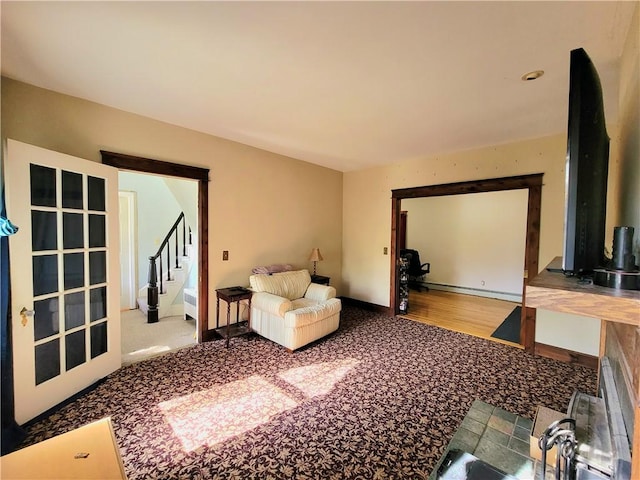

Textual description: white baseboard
[424,282,522,303]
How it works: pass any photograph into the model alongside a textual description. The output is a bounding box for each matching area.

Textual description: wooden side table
[215,286,252,348]
[310,274,330,285]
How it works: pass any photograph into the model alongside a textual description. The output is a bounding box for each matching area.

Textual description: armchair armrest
[251,292,293,317]
[304,283,337,302]
[421,262,430,273]
[284,298,342,328]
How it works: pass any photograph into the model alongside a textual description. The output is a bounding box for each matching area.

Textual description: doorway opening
[117,171,199,364]
[390,174,543,353]
[101,151,209,347]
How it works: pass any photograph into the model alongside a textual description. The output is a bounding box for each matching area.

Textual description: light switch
[222,250,229,261]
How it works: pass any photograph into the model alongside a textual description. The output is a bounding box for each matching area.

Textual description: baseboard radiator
[183,288,198,321]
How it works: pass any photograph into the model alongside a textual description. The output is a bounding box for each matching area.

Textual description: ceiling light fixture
[521,70,545,81]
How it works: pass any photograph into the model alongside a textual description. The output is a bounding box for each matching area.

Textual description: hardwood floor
[399,289,523,348]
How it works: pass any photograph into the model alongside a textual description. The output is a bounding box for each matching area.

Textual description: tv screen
[562,48,610,276]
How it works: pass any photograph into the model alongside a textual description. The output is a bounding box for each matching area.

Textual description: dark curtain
[1,193,26,453]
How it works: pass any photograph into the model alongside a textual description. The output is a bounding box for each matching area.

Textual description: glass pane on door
[31,211,57,251]
[89,251,107,285]
[65,331,86,371]
[33,297,59,341]
[62,170,83,209]
[88,215,106,248]
[64,253,84,290]
[90,322,108,358]
[30,164,56,207]
[63,213,84,249]
[33,255,58,296]
[35,339,60,385]
[64,292,85,330]
[88,176,105,211]
[90,287,107,322]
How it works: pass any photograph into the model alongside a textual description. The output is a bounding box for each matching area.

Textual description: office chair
[400,249,430,292]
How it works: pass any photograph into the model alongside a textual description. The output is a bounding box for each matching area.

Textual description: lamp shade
[308,248,323,262]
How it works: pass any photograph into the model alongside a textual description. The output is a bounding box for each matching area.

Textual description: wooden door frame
[100,151,210,343]
[390,174,543,353]
[399,211,407,251]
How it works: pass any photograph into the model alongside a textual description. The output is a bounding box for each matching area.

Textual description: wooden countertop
[525,257,640,325]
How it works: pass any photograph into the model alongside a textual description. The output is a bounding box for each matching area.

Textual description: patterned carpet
[21,306,596,479]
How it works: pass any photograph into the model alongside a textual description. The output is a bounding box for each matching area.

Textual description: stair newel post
[147,256,159,323]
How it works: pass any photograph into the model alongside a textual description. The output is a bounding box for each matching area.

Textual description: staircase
[137,242,196,320]
[137,212,196,322]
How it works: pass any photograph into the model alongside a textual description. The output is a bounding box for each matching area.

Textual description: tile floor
[431,400,558,480]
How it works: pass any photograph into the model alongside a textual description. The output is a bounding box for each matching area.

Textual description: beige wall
[344,133,572,304]
[0,78,343,331]
[613,3,639,236]
[344,132,614,356]
[403,189,528,298]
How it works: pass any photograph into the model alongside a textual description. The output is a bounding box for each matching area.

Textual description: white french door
[5,139,121,425]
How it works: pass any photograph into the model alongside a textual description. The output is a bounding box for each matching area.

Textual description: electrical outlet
[222,250,229,261]
[383,247,388,255]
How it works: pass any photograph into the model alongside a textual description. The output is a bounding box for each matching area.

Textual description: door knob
[20,307,34,327]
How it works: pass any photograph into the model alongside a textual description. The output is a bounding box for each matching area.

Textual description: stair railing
[147,212,189,323]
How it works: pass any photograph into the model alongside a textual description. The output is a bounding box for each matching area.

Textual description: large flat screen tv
[562,48,610,276]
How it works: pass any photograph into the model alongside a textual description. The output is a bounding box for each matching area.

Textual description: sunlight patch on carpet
[128,345,171,357]
[159,375,297,452]
[278,358,360,398]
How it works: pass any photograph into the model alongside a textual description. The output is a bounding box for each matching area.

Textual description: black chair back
[400,249,428,275]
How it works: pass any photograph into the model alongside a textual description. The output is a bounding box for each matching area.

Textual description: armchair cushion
[250,269,311,300]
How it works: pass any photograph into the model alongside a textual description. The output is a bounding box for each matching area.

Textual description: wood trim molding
[390,174,544,353]
[522,183,542,351]
[101,150,209,181]
[391,174,544,199]
[100,151,210,344]
[390,197,401,316]
[534,342,599,370]
[340,297,391,315]
[197,177,209,343]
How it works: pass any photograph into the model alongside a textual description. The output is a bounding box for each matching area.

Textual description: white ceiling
[1,1,635,172]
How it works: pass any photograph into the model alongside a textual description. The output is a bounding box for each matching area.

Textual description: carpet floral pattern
[21,306,597,479]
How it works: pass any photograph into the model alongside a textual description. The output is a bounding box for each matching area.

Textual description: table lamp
[308,248,323,275]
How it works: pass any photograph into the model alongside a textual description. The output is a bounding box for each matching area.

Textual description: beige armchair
[249,269,341,351]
